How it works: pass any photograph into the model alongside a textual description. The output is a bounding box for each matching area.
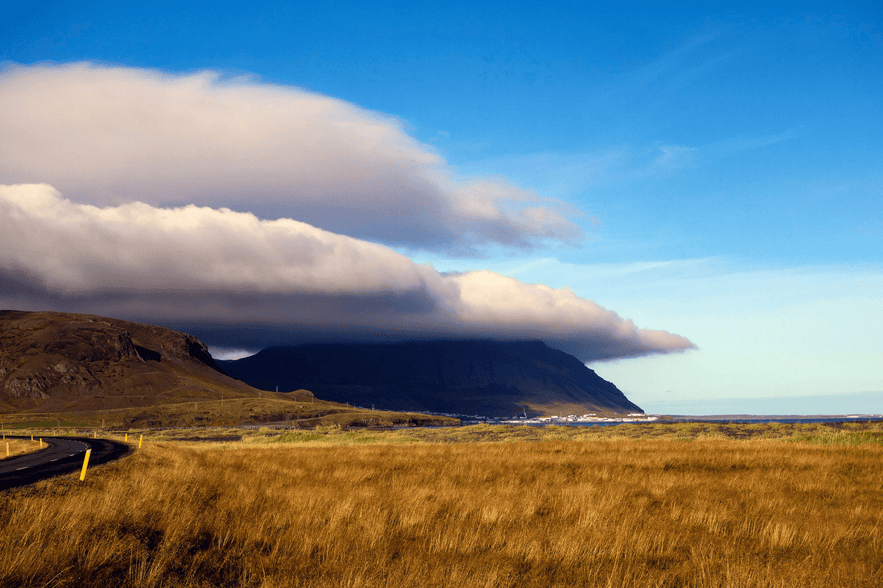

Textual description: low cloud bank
[0,62,579,254]
[0,184,694,362]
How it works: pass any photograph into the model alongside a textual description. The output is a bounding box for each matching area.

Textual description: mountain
[0,311,641,420]
[0,310,259,413]
[218,340,643,417]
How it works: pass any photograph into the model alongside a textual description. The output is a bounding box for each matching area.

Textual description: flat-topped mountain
[219,340,642,417]
[0,310,259,412]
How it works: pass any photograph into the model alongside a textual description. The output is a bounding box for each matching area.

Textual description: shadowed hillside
[219,340,643,417]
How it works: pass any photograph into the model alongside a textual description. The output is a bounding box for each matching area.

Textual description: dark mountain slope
[219,340,642,417]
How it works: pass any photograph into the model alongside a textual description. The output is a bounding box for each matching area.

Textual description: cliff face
[219,340,642,417]
[0,310,251,412]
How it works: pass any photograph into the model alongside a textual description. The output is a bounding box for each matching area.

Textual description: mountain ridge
[219,339,642,417]
[1,310,642,419]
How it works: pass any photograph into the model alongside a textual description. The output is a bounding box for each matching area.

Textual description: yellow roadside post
[39,438,43,448]
[138,435,143,449]
[125,433,128,442]
[79,449,92,481]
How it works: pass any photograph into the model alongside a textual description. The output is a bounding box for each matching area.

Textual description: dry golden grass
[0,436,44,459]
[1,428,882,587]
[141,419,883,446]
[1,394,458,431]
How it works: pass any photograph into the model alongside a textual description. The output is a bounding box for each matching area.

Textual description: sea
[459,415,883,427]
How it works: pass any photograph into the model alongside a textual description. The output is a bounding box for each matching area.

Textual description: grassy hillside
[0,394,457,430]
[0,311,458,428]
[0,310,256,412]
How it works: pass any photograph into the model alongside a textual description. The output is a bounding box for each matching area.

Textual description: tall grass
[1,436,881,587]
[0,437,43,459]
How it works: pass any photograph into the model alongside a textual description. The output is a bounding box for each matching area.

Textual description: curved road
[0,436,130,491]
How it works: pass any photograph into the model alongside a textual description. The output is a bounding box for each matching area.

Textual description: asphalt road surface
[0,436,130,491]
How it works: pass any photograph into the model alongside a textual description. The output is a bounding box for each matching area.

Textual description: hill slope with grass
[0,310,456,428]
[0,310,254,413]
[219,340,643,417]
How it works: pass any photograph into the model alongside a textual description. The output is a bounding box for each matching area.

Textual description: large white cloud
[0,184,694,361]
[0,62,579,254]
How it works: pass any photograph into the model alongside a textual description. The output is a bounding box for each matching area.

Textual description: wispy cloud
[650,144,697,170]
[0,183,695,361]
[632,30,726,89]
[0,62,580,255]
[706,129,801,155]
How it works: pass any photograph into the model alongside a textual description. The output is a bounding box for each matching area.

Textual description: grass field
[0,436,44,460]
[1,423,881,587]
[0,394,458,432]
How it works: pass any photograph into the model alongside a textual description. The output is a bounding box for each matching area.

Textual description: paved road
[0,436,130,491]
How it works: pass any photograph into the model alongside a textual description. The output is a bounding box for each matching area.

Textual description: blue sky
[2,1,881,414]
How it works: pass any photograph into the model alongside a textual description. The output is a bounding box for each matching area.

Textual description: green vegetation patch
[3,420,94,429]
[787,430,883,446]
[268,431,325,444]
[262,428,421,445]
[246,420,883,446]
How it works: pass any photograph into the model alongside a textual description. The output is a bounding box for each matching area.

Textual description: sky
[1,1,881,414]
